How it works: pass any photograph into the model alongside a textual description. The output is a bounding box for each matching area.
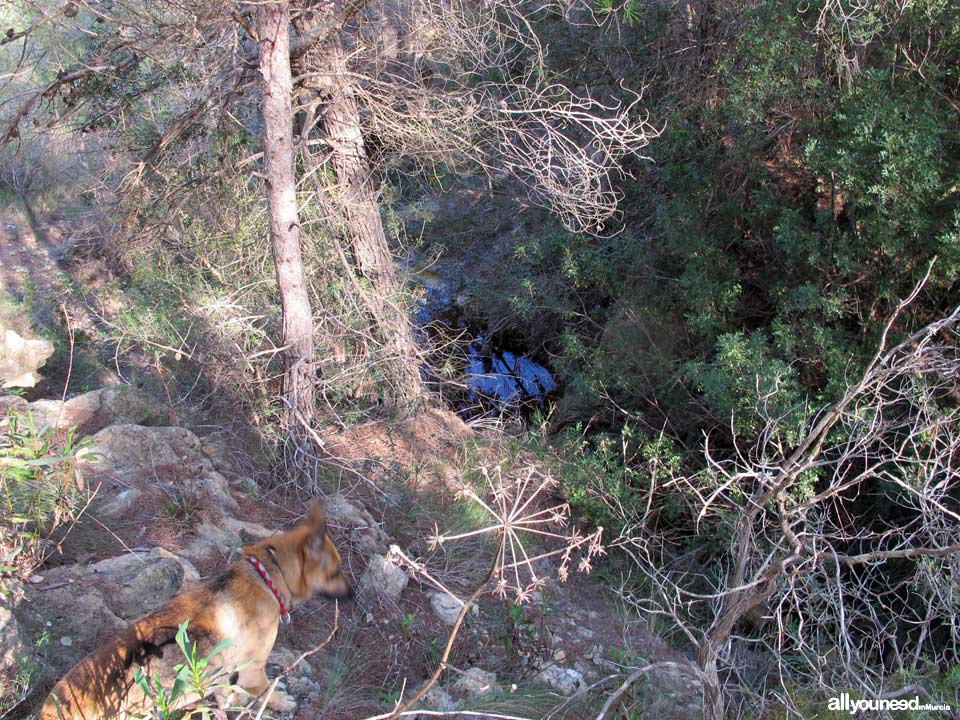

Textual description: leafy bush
[0,414,90,583]
[132,621,236,720]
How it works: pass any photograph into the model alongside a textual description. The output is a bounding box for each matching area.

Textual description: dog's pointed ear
[305,500,328,558]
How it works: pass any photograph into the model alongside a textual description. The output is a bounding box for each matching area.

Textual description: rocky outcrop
[14,549,191,675]
[0,323,54,389]
[77,424,238,514]
[25,386,168,433]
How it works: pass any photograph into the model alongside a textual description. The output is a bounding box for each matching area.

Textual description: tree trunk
[295,7,423,405]
[256,2,317,425]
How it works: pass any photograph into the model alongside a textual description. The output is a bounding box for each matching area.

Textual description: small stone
[413,683,459,713]
[553,649,566,662]
[535,664,584,695]
[428,592,474,626]
[452,667,497,696]
[360,554,409,600]
[59,636,73,647]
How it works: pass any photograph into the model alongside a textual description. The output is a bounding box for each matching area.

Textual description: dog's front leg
[238,665,297,712]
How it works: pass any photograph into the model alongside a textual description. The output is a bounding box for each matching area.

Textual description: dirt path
[0,196,96,335]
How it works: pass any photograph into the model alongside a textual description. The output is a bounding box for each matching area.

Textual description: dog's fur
[40,501,351,720]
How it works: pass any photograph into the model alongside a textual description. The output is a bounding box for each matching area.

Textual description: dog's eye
[267,546,277,559]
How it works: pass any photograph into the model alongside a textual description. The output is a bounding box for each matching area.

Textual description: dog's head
[246,500,352,603]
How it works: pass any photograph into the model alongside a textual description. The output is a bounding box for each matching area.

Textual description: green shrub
[0,414,90,584]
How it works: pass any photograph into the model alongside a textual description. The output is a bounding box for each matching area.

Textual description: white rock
[413,683,459,713]
[325,494,389,554]
[535,664,585,695]
[360,554,409,600]
[428,592,474,626]
[0,605,32,682]
[452,667,497,696]
[97,487,143,518]
[0,325,53,389]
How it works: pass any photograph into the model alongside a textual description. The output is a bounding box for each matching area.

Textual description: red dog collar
[246,555,292,624]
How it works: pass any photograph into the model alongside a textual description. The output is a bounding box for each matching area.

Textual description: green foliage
[0,414,90,584]
[554,425,683,533]
[479,0,960,450]
[132,621,235,720]
[0,629,49,717]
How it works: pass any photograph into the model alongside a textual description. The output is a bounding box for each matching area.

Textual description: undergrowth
[0,413,91,585]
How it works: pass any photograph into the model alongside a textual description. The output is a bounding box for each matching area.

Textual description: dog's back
[40,581,228,720]
[40,501,351,720]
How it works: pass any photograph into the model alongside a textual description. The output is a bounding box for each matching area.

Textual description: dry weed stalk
[430,465,604,603]
[374,463,603,719]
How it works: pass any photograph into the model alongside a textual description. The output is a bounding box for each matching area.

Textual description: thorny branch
[609,265,960,718]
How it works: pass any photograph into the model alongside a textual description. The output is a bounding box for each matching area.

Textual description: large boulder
[24,386,168,434]
[77,424,238,514]
[14,550,189,676]
[0,323,53,389]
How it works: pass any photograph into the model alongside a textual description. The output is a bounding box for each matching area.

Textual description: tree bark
[295,6,423,405]
[256,2,317,425]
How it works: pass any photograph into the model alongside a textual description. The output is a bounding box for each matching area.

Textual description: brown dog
[41,501,351,719]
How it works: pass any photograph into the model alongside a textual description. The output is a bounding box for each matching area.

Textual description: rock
[150,547,200,584]
[43,386,168,433]
[535,664,585,695]
[325,494,388,555]
[72,550,186,621]
[183,521,242,560]
[428,591,473,626]
[411,682,459,714]
[14,551,188,675]
[0,603,33,689]
[181,517,274,561]
[201,441,247,480]
[78,424,237,514]
[97,487,143,518]
[586,644,613,669]
[222,516,274,542]
[452,667,497,696]
[0,394,27,415]
[15,581,125,675]
[0,324,54,388]
[574,659,599,683]
[641,664,703,718]
[22,398,63,428]
[360,554,409,600]
[14,551,190,675]
[287,675,323,701]
[269,646,314,677]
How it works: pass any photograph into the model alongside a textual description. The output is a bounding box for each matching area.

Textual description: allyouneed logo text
[828,693,952,715]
